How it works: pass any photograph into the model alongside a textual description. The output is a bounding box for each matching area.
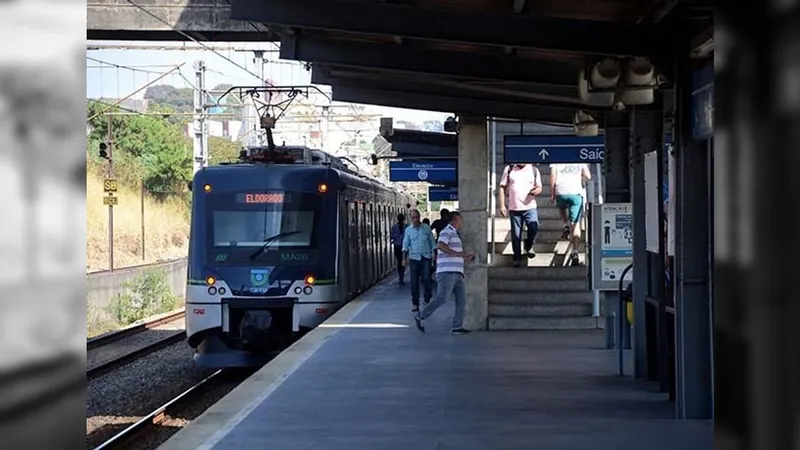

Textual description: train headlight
[303,286,313,295]
[293,286,303,295]
[218,287,226,295]
[304,274,316,285]
[206,276,216,286]
[203,184,212,193]
[208,286,217,295]
[317,183,328,193]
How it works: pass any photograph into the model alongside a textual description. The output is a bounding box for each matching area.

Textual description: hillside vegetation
[85,96,244,272]
[86,168,189,272]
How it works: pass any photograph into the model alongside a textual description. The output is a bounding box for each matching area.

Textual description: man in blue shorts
[549,163,591,266]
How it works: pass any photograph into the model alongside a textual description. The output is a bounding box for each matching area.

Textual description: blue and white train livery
[185,146,412,368]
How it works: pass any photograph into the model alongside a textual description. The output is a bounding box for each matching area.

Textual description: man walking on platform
[549,163,591,266]
[498,164,542,267]
[390,213,407,284]
[413,211,475,335]
[402,209,437,312]
[430,208,450,239]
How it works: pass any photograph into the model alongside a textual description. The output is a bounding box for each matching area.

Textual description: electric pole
[252,51,266,146]
[106,114,115,271]
[192,60,208,174]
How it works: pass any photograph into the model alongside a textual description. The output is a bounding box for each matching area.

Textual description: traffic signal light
[99,141,108,159]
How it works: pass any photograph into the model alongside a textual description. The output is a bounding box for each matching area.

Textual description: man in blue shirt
[402,209,437,312]
[390,214,407,284]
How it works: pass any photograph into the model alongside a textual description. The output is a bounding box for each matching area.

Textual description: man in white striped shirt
[413,211,475,334]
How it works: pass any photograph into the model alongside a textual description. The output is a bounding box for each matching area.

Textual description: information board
[428,186,458,202]
[388,160,457,183]
[590,202,633,290]
[503,134,605,164]
[644,151,660,253]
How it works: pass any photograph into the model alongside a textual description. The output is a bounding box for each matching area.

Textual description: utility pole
[106,114,115,271]
[320,105,329,152]
[192,60,208,174]
[252,51,266,146]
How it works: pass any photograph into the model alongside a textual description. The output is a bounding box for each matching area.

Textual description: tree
[143,85,193,113]
[208,136,242,165]
[86,100,192,194]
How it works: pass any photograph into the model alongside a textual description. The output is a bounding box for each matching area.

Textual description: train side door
[349,201,359,295]
[359,202,367,291]
[378,204,384,277]
[367,204,375,285]
[339,199,350,301]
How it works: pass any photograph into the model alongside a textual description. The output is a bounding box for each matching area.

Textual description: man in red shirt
[498,164,543,267]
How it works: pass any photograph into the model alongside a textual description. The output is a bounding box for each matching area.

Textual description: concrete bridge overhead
[87,0,278,41]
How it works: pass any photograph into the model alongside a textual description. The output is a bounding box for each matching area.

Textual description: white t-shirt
[550,163,588,196]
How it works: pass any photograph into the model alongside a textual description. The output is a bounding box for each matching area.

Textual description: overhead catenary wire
[87,63,185,122]
[86,56,168,76]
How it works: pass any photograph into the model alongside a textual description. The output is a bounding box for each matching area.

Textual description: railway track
[87,311,186,350]
[87,311,186,380]
[92,369,230,450]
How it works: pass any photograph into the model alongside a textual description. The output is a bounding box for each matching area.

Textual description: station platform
[159,277,713,450]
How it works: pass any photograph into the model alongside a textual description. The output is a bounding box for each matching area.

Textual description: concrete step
[488,276,588,292]
[489,265,588,280]
[491,217,566,231]
[488,315,602,330]
[487,241,570,255]
[488,290,594,304]
[492,252,586,267]
[489,229,580,244]
[488,207,564,221]
[489,302,593,317]
[488,239,579,254]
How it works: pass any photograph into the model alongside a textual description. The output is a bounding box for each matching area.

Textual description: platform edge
[155,282,380,450]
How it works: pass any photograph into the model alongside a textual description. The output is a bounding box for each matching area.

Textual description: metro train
[185,145,413,368]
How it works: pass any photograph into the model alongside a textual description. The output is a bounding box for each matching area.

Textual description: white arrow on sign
[538,149,549,159]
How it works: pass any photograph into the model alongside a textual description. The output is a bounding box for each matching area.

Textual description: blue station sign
[389,160,457,183]
[503,134,605,164]
[428,186,458,202]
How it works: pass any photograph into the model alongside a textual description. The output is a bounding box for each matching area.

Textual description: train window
[204,191,322,255]
[212,210,314,247]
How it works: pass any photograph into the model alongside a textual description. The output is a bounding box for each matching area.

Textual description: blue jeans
[510,208,539,261]
[419,272,466,330]
[408,257,432,307]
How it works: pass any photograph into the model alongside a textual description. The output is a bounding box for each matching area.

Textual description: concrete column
[673,58,712,420]
[602,112,631,349]
[457,115,488,330]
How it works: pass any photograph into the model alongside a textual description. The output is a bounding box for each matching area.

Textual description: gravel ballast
[86,341,212,449]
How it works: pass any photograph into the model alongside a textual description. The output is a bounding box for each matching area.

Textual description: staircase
[488,266,597,330]
[486,124,601,330]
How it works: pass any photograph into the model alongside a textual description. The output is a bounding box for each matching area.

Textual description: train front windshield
[204,190,321,264]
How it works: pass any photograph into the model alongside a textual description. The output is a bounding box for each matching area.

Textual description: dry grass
[86,171,190,272]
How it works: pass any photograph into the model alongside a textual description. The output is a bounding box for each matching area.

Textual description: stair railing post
[489,119,497,265]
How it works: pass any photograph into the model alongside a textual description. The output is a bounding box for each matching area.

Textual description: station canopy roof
[230,0,713,126]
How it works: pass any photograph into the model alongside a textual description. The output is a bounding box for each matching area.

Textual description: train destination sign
[503,134,605,164]
[237,192,285,204]
[389,160,457,183]
[428,186,458,202]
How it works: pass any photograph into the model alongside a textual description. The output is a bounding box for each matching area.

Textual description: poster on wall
[667,150,676,257]
[591,203,634,290]
[644,151,660,253]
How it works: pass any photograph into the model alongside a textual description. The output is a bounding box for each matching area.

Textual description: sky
[85,41,450,124]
